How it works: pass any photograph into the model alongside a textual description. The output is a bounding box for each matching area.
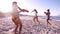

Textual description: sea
[39,16,60,20]
[0,15,60,20]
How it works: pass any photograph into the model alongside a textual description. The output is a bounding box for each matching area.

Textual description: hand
[21,9,29,12]
[44,12,46,14]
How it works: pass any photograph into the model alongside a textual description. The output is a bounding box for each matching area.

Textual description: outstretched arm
[32,11,34,12]
[31,9,38,13]
[18,7,29,13]
[18,7,22,10]
[21,9,29,12]
[18,7,22,13]
[44,11,48,15]
[31,10,34,13]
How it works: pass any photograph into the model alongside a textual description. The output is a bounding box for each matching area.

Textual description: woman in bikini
[44,9,51,26]
[32,9,41,25]
[11,1,29,34]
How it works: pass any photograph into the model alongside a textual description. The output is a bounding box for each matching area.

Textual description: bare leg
[36,17,41,25]
[48,20,51,25]
[12,18,18,34]
[46,19,48,26]
[19,23,22,34]
[33,17,36,23]
[16,18,22,34]
[15,25,18,34]
[48,16,51,25]
[46,19,51,26]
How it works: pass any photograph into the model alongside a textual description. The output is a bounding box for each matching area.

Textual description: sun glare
[0,0,12,13]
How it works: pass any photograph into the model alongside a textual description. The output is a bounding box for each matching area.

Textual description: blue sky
[0,0,60,16]
[22,0,60,16]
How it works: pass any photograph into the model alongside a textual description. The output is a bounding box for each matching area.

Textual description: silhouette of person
[44,9,51,26]
[11,1,29,34]
[32,9,41,25]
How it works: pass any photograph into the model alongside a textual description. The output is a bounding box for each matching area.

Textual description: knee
[20,23,22,27]
[33,18,35,20]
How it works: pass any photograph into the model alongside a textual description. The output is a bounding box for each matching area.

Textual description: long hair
[34,9,38,13]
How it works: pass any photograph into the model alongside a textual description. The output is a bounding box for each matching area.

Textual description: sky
[0,0,60,16]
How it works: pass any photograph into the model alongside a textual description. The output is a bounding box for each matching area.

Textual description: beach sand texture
[0,16,60,34]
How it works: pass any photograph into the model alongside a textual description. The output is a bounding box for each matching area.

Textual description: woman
[11,1,29,34]
[44,9,51,26]
[32,9,41,25]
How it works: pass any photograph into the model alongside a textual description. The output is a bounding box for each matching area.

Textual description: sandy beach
[0,16,60,34]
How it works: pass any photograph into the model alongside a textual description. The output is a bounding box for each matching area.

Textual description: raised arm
[31,9,38,13]
[31,9,35,13]
[31,10,34,13]
[18,7,22,10]
[17,6,22,13]
[21,9,29,12]
[18,7,29,13]
[44,11,48,15]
